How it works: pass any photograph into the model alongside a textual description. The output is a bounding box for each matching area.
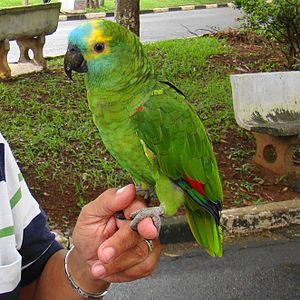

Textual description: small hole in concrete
[28,49,34,60]
[7,41,20,64]
[263,144,277,163]
[293,145,300,166]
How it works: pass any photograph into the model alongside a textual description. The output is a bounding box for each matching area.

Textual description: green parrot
[64,20,223,257]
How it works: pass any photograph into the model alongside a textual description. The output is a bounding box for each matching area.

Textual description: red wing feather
[184,175,206,197]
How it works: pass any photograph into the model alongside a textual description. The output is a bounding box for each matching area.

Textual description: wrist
[66,246,110,298]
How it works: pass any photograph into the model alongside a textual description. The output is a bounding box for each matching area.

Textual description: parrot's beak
[64,43,88,80]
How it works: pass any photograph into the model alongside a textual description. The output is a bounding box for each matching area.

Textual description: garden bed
[0,31,298,231]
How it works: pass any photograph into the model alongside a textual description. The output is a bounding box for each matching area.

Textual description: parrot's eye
[94,43,105,53]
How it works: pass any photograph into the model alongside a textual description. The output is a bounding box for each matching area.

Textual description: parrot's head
[64,20,153,91]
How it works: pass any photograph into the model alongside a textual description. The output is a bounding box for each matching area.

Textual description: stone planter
[0,2,61,78]
[230,71,300,178]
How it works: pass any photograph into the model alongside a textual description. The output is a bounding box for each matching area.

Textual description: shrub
[235,0,300,69]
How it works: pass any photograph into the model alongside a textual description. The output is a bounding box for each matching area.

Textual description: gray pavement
[106,226,300,300]
[7,7,242,62]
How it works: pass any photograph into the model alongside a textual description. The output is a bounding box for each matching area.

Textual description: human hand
[71,184,162,284]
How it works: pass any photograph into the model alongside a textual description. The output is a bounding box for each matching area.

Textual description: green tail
[185,202,223,257]
[176,178,223,257]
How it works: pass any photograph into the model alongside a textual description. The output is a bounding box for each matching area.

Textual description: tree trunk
[23,0,29,5]
[114,0,140,36]
[86,0,99,9]
[100,0,105,7]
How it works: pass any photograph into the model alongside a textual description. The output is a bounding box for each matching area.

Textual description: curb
[159,198,300,244]
[54,198,300,247]
[59,2,236,21]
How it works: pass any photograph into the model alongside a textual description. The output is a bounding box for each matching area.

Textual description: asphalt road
[106,227,300,300]
[7,7,242,62]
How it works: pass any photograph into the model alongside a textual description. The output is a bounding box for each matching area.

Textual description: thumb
[88,184,136,219]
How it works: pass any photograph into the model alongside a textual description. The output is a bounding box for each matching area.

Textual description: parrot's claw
[135,187,154,204]
[130,206,165,233]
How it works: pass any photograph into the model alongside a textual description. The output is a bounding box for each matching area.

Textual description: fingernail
[116,184,134,196]
[93,264,106,277]
[116,186,126,195]
[102,247,115,262]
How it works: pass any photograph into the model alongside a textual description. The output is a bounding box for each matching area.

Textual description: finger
[136,218,158,240]
[92,238,150,279]
[123,195,146,219]
[102,239,162,283]
[122,197,158,240]
[116,217,158,240]
[97,221,143,264]
[85,184,136,219]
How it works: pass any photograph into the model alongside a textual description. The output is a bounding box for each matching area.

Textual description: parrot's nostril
[68,44,78,53]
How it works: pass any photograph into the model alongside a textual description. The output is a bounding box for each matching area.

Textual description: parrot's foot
[136,186,154,205]
[130,206,165,233]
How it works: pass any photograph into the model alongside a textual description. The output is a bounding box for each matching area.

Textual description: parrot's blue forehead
[68,22,93,52]
[66,20,140,63]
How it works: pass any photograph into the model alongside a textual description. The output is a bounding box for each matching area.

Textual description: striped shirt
[0,133,62,299]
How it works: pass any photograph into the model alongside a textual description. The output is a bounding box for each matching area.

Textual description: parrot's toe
[130,206,164,233]
[136,187,154,204]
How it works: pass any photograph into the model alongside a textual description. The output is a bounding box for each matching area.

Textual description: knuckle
[108,274,123,283]
[103,260,123,279]
[80,204,91,216]
[113,229,134,253]
[121,229,138,250]
[100,187,115,197]
[134,242,148,260]
[141,259,155,275]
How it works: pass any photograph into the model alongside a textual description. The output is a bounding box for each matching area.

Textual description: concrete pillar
[0,39,11,78]
[254,132,300,176]
[16,35,47,68]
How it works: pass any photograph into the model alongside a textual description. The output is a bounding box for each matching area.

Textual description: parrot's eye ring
[94,42,105,53]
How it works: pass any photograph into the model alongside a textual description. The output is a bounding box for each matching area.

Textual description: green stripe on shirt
[0,226,14,238]
[18,172,24,182]
[10,188,22,209]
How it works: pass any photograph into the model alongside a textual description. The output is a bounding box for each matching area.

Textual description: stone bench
[230,71,300,179]
[0,2,61,78]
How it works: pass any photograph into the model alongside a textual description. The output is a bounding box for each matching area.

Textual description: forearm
[30,249,109,300]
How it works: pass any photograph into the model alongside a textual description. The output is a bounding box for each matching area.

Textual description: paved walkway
[58,2,236,21]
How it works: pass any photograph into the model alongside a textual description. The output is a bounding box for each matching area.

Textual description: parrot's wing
[132,81,224,257]
[132,81,223,207]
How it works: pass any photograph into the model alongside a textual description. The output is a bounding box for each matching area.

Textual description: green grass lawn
[0,0,56,8]
[1,0,229,10]
[0,36,232,203]
[1,31,293,228]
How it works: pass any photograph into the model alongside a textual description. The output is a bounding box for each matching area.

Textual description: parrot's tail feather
[185,205,223,257]
[176,178,222,224]
[175,177,223,256]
